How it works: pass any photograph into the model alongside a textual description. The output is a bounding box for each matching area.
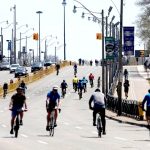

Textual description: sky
[0,0,142,62]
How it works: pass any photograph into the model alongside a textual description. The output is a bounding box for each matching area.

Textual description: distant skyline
[0,0,141,61]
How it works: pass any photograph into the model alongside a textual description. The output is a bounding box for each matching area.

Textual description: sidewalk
[107,65,149,127]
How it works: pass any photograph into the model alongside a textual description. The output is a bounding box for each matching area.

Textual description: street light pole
[118,0,123,116]
[62,0,66,60]
[36,11,43,62]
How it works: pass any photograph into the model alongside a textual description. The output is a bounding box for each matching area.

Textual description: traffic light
[96,33,102,40]
[33,33,38,40]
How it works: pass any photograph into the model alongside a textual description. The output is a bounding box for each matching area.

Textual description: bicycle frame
[14,111,21,138]
[49,109,56,136]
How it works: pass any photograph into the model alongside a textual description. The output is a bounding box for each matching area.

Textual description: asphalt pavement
[0,65,150,150]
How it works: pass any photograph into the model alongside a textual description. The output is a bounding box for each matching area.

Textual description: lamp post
[73,0,105,93]
[0,20,8,61]
[117,0,123,116]
[10,5,17,64]
[36,11,43,62]
[62,0,66,60]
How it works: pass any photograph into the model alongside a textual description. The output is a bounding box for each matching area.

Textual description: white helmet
[53,85,58,90]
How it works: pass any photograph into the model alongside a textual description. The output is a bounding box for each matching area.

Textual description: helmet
[148,89,150,93]
[53,85,58,90]
[95,88,100,92]
[83,77,85,79]
[63,80,65,82]
[16,87,24,91]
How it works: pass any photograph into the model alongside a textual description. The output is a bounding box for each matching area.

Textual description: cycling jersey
[89,74,94,80]
[89,92,105,109]
[73,78,78,83]
[82,78,88,84]
[143,93,150,107]
[61,82,68,89]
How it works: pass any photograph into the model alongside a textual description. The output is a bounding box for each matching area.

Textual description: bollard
[138,100,144,120]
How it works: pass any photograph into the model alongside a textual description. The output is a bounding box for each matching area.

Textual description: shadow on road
[80,135,101,139]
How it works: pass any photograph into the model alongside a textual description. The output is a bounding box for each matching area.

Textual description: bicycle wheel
[97,117,102,138]
[49,114,55,136]
[14,117,19,138]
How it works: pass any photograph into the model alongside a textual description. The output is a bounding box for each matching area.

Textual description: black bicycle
[78,89,82,100]
[74,69,77,75]
[97,112,102,138]
[61,89,66,98]
[12,109,27,138]
[89,79,94,88]
[3,89,7,99]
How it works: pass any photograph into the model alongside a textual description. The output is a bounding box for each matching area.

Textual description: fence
[107,93,143,120]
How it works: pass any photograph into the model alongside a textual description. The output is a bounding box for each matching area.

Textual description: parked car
[10,64,20,73]
[43,61,54,67]
[0,62,10,70]
[14,66,28,78]
[31,62,43,72]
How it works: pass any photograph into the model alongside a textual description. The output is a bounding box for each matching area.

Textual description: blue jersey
[78,81,84,89]
[143,93,150,107]
[47,91,60,103]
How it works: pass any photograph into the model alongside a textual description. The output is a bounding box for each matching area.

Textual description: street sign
[105,37,115,60]
[123,26,134,56]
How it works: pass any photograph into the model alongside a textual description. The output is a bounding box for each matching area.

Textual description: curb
[106,115,147,128]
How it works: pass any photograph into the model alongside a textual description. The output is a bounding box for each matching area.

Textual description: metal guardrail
[107,94,143,120]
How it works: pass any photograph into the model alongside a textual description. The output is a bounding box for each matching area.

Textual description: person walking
[124,79,130,99]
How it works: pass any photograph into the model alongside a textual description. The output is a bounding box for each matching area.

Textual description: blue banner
[123,27,134,55]
[8,41,11,50]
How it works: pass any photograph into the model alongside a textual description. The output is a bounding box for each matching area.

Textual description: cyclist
[19,80,27,94]
[46,86,61,131]
[77,79,84,98]
[3,82,8,98]
[82,77,88,92]
[142,89,150,128]
[89,88,106,135]
[72,75,78,92]
[89,73,94,87]
[55,63,60,75]
[73,63,77,75]
[9,87,28,134]
[60,80,68,96]
[124,69,128,80]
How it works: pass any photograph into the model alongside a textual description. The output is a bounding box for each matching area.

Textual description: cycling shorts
[146,107,150,117]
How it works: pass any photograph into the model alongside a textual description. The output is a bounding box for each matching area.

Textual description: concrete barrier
[0,61,72,97]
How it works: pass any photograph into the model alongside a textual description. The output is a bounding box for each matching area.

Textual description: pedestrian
[124,69,128,80]
[3,82,8,98]
[124,80,130,99]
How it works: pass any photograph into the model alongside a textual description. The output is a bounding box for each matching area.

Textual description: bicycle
[48,108,61,136]
[78,89,82,100]
[61,89,66,98]
[11,109,27,138]
[83,84,87,93]
[74,69,77,76]
[56,69,59,75]
[89,79,94,88]
[3,89,7,99]
[73,83,77,93]
[97,112,102,138]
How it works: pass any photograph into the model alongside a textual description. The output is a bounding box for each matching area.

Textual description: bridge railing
[106,94,141,120]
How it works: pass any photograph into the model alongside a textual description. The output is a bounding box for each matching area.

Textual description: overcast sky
[0,0,141,61]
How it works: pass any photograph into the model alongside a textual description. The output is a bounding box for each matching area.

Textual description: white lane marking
[38,140,48,145]
[0,110,4,112]
[75,126,82,129]
[91,131,97,134]
[114,137,128,141]
[1,124,7,128]
[20,134,28,138]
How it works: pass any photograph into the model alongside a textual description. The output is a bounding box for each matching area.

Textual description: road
[0,66,150,150]
[0,67,31,85]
